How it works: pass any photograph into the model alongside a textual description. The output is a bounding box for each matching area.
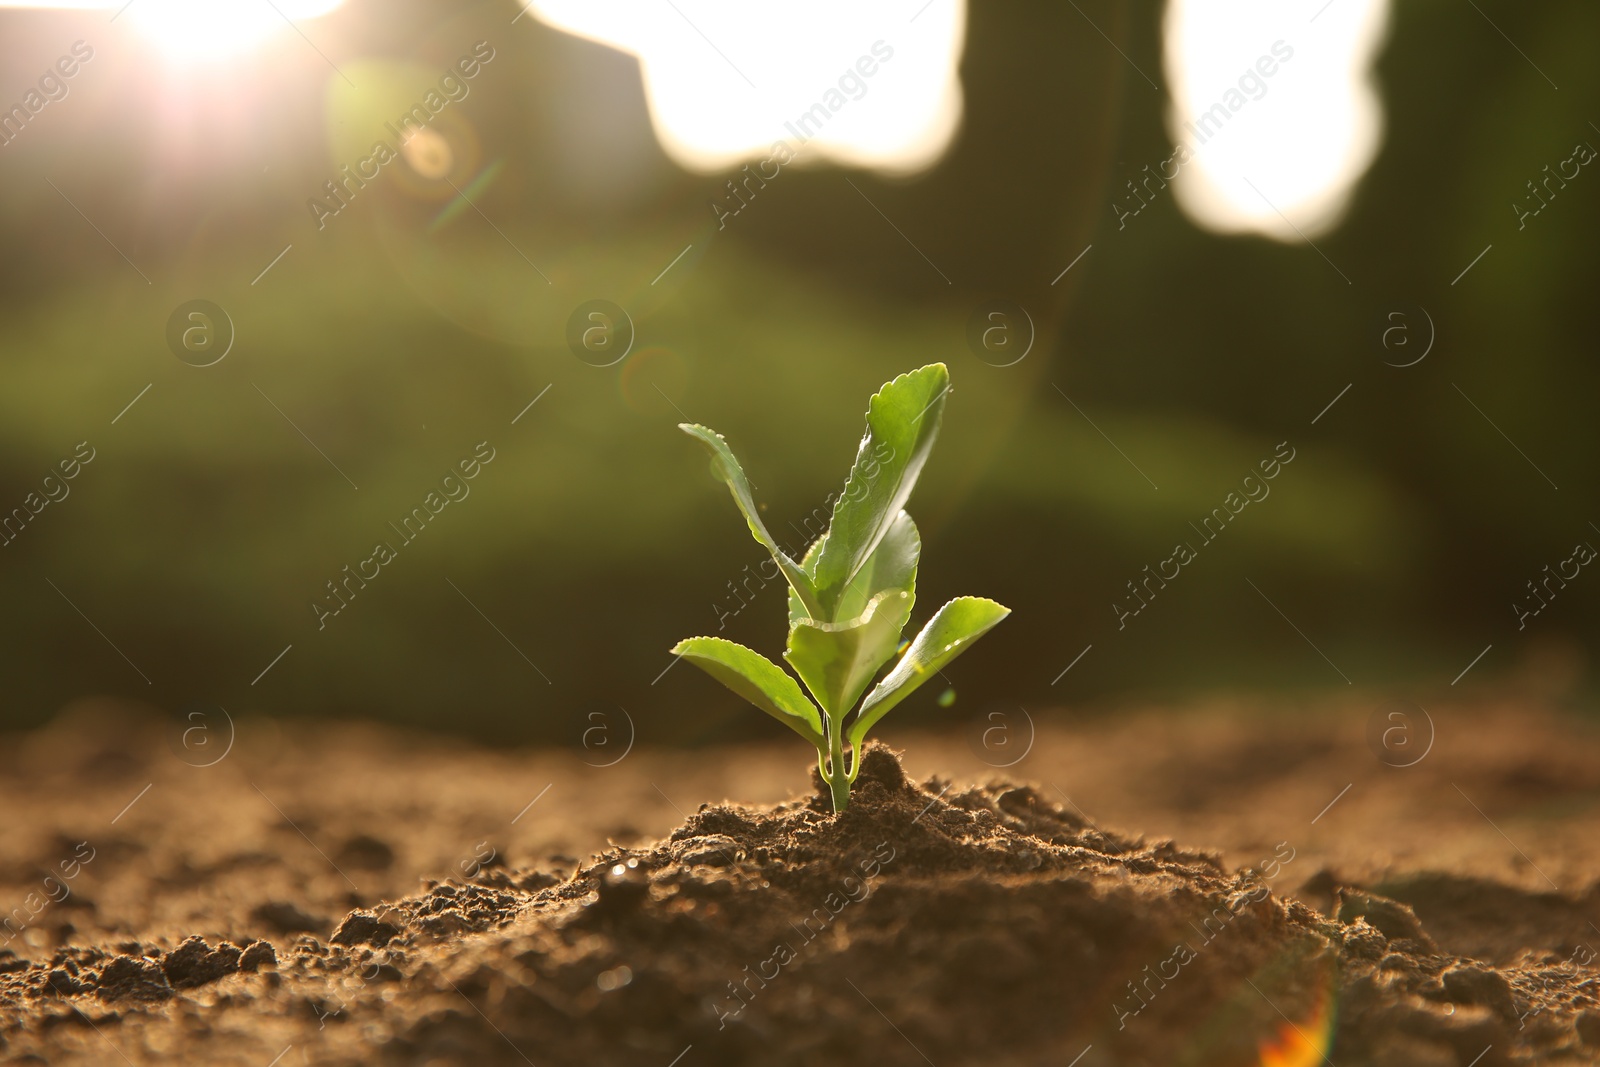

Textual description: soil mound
[2,743,1597,1065]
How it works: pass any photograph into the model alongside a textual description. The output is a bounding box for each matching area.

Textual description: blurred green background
[1,0,1595,745]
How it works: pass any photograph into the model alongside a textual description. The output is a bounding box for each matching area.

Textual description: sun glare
[127,0,343,62]
[5,0,1388,237]
[1163,0,1389,240]
[522,0,967,176]
[1,0,345,62]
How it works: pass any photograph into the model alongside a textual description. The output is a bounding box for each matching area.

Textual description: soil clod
[238,941,277,972]
[160,936,242,989]
[93,956,172,1003]
[335,833,395,871]
[330,912,400,948]
[251,900,326,935]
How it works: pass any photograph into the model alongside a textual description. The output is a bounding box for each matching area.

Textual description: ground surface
[2,695,1600,1065]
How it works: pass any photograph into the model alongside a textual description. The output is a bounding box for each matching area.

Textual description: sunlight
[1162,0,1389,240]
[0,0,345,63]
[521,0,966,175]
[125,0,344,62]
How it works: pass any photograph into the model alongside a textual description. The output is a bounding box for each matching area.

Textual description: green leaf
[789,511,919,626]
[785,589,914,717]
[671,637,824,747]
[835,510,920,621]
[811,364,949,618]
[847,596,1010,749]
[679,423,823,618]
[788,530,828,627]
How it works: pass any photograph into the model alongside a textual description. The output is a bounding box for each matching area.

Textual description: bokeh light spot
[1163,0,1389,240]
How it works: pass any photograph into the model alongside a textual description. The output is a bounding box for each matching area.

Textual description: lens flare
[400,127,454,181]
[428,161,503,233]
[1257,984,1335,1067]
[619,346,690,415]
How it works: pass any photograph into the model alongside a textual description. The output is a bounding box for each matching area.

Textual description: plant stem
[825,712,850,812]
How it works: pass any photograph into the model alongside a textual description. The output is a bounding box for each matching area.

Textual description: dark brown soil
[2,699,1600,1065]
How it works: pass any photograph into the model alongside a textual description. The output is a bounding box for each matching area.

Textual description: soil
[2,696,1600,1065]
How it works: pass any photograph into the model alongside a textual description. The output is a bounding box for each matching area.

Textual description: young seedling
[670,363,1010,812]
